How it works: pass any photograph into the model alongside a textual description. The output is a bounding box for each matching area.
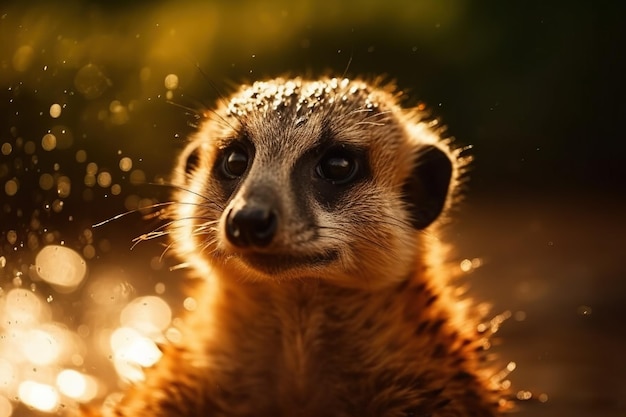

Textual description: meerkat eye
[316,148,359,185]
[221,146,249,178]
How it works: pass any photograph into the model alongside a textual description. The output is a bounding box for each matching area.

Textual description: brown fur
[92,77,509,417]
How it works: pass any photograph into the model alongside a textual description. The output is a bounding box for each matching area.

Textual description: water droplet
[577,305,592,316]
[86,161,98,175]
[23,140,36,155]
[164,73,179,90]
[35,245,87,293]
[460,259,472,272]
[82,244,96,260]
[119,157,133,172]
[41,133,57,151]
[18,381,59,412]
[97,171,112,188]
[110,327,162,380]
[154,282,165,294]
[57,369,98,402]
[183,297,197,311]
[129,169,146,185]
[1,143,12,155]
[6,230,17,245]
[75,149,87,163]
[4,179,19,196]
[49,103,62,118]
[74,64,111,100]
[56,176,71,198]
[51,199,64,213]
[4,288,42,325]
[84,174,96,187]
[39,173,54,190]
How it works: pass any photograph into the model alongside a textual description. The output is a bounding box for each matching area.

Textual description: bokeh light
[18,381,59,413]
[56,369,98,402]
[120,296,172,335]
[35,245,87,293]
[21,328,63,366]
[0,395,13,417]
[110,327,163,382]
[3,288,45,327]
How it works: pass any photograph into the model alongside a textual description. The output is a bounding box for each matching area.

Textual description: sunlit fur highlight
[90,77,510,417]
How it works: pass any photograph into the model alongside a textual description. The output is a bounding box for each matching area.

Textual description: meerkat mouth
[236,250,340,274]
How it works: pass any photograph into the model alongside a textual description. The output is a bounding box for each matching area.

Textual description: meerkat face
[171,78,455,288]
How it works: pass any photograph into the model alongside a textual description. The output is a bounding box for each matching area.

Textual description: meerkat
[96,77,509,417]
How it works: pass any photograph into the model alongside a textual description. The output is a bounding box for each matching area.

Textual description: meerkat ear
[401,145,453,229]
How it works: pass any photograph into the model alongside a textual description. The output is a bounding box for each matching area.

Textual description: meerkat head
[170,77,460,288]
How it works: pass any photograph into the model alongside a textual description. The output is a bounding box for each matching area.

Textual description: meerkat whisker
[91,201,181,228]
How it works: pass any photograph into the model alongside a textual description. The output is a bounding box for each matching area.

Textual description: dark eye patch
[221,145,249,178]
[315,146,361,186]
[303,142,369,209]
[212,136,255,200]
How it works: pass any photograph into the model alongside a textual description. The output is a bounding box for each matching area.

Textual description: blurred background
[0,1,624,416]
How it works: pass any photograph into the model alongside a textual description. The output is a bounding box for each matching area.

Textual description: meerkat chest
[202,284,381,414]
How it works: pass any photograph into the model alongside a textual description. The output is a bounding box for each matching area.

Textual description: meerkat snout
[225,190,279,248]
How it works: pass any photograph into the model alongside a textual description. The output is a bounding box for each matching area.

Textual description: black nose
[226,203,278,248]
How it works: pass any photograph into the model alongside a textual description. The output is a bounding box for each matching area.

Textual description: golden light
[0,143,11,155]
[41,133,57,151]
[35,245,87,293]
[97,172,112,188]
[56,369,99,402]
[164,74,179,90]
[119,157,133,172]
[18,381,59,413]
[4,179,18,197]
[56,176,72,198]
[49,104,62,119]
[21,328,62,366]
[183,297,197,312]
[3,289,44,327]
[110,327,162,382]
[39,173,55,190]
[120,296,172,335]
[0,359,17,394]
[459,257,482,273]
[0,395,12,417]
